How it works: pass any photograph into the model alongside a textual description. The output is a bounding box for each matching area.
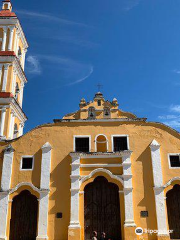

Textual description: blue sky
[12,0,180,132]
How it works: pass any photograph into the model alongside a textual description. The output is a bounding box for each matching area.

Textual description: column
[121,151,137,240]
[0,108,6,138]
[37,142,52,240]
[21,48,27,70]
[150,140,169,239]
[19,83,24,107]
[0,64,3,86]
[19,122,24,137]
[0,145,14,240]
[2,64,9,92]
[8,111,15,139]
[1,27,7,51]
[68,153,81,240]
[11,70,17,95]
[8,26,14,51]
[15,34,19,55]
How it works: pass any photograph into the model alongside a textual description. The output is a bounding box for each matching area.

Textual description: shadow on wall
[137,146,157,240]
[49,154,71,240]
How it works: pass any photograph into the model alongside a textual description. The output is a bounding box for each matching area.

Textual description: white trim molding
[20,155,34,171]
[111,134,130,152]
[163,177,180,188]
[168,153,180,169]
[150,140,169,236]
[73,135,91,152]
[80,168,124,186]
[94,134,108,152]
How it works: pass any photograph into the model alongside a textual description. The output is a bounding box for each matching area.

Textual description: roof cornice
[54,118,147,123]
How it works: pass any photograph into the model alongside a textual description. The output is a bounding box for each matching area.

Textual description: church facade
[0,1,180,240]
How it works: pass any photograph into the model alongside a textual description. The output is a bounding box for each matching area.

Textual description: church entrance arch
[166,185,180,239]
[84,176,121,240]
[9,190,38,240]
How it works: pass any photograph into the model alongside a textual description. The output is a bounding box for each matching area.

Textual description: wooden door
[10,190,38,240]
[167,185,180,239]
[84,177,121,240]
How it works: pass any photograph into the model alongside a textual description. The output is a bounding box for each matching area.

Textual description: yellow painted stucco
[0,117,180,240]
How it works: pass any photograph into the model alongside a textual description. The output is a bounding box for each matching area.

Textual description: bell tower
[0,0,28,140]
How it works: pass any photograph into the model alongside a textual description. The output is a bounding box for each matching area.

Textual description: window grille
[21,157,33,170]
[113,137,128,151]
[75,138,90,152]
[169,155,180,168]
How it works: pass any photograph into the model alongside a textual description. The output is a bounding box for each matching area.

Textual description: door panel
[167,185,180,239]
[84,177,121,240]
[9,190,38,240]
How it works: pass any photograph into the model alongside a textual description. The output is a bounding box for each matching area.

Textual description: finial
[79,98,86,108]
[2,0,12,11]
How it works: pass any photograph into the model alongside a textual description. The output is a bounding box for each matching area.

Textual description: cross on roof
[97,83,103,92]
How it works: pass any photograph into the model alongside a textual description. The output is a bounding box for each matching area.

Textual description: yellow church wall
[0,121,180,239]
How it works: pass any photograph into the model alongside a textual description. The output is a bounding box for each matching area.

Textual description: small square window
[113,136,128,152]
[75,137,90,152]
[21,157,33,170]
[169,155,180,168]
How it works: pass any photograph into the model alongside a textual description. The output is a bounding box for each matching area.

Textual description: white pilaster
[69,153,81,229]
[1,27,7,51]
[122,151,136,227]
[1,145,14,191]
[0,64,3,86]
[36,191,49,240]
[2,64,9,92]
[0,192,9,240]
[15,34,19,55]
[0,108,6,138]
[0,145,14,240]
[40,142,52,190]
[8,26,14,51]
[37,143,52,240]
[150,140,169,236]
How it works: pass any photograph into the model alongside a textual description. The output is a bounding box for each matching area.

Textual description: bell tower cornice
[0,0,28,141]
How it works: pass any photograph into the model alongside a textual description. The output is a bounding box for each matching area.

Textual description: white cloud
[173,69,180,74]
[158,115,178,120]
[37,54,93,86]
[26,55,41,75]
[16,10,89,28]
[123,0,141,11]
[163,120,180,128]
[170,105,180,113]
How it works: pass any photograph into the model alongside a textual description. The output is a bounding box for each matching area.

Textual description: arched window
[15,83,20,100]
[13,123,18,138]
[95,135,108,152]
[88,107,96,119]
[104,107,111,118]
[18,46,22,59]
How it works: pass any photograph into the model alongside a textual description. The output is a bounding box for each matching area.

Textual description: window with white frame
[113,136,128,152]
[21,156,34,170]
[169,154,180,168]
[75,137,90,152]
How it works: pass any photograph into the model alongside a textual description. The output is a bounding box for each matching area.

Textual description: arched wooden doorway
[167,185,180,239]
[9,190,38,240]
[84,176,121,240]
